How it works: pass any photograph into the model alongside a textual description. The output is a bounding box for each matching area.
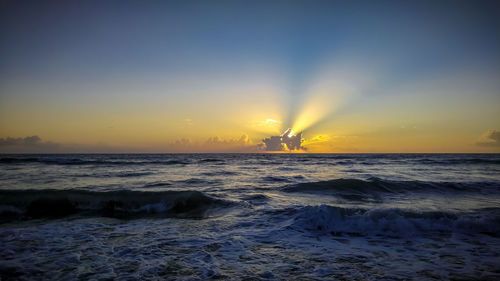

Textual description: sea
[0,153,499,280]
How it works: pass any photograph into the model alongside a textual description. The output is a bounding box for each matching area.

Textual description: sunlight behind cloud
[291,90,340,133]
[290,59,376,137]
[291,68,356,133]
[249,117,283,135]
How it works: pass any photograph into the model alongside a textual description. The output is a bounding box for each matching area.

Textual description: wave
[329,160,355,165]
[143,182,172,188]
[415,158,500,165]
[70,171,155,179]
[173,178,220,185]
[284,178,398,194]
[198,158,225,163]
[0,189,231,220]
[241,194,270,203]
[0,157,39,163]
[0,157,190,166]
[289,205,500,237]
[200,171,239,176]
[115,171,154,177]
[262,176,291,182]
[282,178,496,200]
[320,154,500,163]
[3,154,498,167]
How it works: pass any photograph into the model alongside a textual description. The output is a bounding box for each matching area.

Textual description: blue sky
[1,0,499,152]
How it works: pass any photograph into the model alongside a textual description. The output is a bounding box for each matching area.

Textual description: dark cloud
[0,136,125,153]
[0,136,60,153]
[262,135,284,151]
[0,136,42,146]
[476,130,500,147]
[262,129,305,151]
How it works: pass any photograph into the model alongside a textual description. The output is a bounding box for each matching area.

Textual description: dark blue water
[1,154,499,280]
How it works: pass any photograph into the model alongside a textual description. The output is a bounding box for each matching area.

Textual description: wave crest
[0,189,230,220]
[282,178,494,200]
[290,205,500,237]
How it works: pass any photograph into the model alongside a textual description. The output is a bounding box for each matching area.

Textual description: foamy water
[1,154,499,280]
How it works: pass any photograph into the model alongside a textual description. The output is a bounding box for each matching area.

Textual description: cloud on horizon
[0,136,61,153]
[0,134,265,153]
[0,135,130,153]
[476,130,500,147]
[168,134,261,153]
[262,130,305,152]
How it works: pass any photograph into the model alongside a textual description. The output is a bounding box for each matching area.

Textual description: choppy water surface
[1,154,499,280]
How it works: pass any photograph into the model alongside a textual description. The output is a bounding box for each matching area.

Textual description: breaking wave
[290,205,500,237]
[0,189,231,220]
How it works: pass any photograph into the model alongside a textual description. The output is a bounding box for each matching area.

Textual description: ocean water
[0,153,499,280]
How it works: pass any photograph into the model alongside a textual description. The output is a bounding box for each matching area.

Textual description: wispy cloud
[476,130,500,147]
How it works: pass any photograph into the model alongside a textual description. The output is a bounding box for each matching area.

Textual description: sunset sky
[1,0,499,153]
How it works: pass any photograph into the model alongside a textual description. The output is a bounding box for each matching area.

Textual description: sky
[1,0,499,153]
